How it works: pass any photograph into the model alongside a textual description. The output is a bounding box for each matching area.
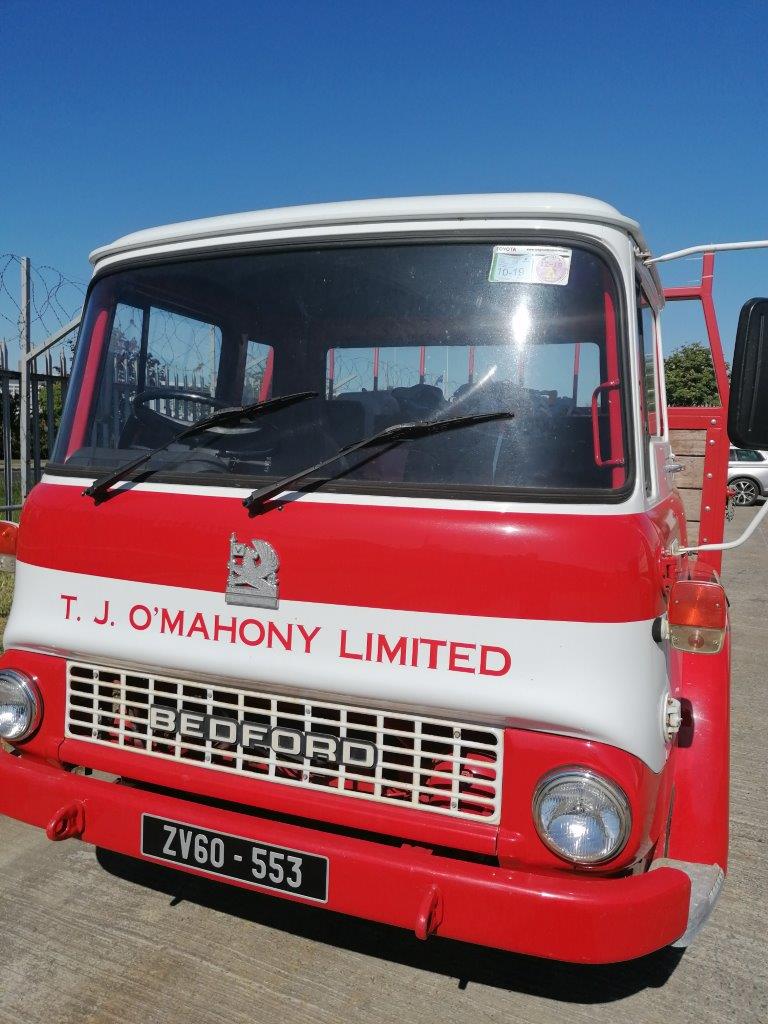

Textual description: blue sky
[2,0,767,360]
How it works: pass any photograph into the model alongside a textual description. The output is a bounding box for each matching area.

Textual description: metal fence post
[19,257,31,501]
[1,342,14,518]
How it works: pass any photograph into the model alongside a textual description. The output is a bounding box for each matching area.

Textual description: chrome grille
[65,662,503,823]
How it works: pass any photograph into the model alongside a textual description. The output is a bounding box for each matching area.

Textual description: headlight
[532,768,630,865]
[0,670,41,742]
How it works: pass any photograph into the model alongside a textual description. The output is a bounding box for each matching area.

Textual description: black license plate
[141,814,328,902]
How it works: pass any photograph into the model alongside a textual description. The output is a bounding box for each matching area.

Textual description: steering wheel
[133,388,230,414]
[133,387,251,432]
[132,387,285,448]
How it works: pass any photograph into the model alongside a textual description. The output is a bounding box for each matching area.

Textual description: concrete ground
[1,507,766,1024]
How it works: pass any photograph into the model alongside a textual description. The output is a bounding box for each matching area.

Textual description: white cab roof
[90,193,647,266]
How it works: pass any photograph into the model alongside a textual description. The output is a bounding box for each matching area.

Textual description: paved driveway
[1,508,766,1024]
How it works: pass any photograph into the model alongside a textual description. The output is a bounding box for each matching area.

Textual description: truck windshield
[52,242,630,500]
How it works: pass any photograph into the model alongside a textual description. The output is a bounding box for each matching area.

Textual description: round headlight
[532,768,630,866]
[0,670,41,742]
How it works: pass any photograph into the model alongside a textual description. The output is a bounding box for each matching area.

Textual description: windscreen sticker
[488,245,572,286]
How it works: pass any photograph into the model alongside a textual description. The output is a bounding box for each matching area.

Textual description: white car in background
[728,448,768,505]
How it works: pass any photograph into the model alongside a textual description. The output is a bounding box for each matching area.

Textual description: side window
[736,449,762,462]
[637,290,661,437]
[90,302,144,447]
[525,342,601,409]
[88,303,224,445]
[146,307,221,395]
[324,342,601,408]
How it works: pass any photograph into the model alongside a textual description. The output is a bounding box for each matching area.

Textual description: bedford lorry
[2,194,768,964]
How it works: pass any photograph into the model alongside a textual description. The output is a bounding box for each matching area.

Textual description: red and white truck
[2,194,767,963]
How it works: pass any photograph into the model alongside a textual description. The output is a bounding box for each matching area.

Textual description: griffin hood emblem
[225,534,279,609]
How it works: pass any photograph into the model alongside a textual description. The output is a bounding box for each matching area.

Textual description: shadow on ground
[97,848,685,1004]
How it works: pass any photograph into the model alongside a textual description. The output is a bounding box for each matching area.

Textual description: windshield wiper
[84,391,318,502]
[243,410,514,511]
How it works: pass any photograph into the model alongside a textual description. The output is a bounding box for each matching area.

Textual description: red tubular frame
[258,348,274,401]
[664,254,730,405]
[664,253,730,571]
[572,342,581,403]
[590,380,624,468]
[603,289,626,487]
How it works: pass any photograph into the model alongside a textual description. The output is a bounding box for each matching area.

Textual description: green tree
[664,342,725,407]
[1,379,65,461]
[37,379,65,459]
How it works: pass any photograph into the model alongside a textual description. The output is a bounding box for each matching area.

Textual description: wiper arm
[84,390,318,502]
[243,410,514,511]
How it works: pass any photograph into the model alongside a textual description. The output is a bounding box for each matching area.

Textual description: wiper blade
[243,410,513,511]
[84,390,318,502]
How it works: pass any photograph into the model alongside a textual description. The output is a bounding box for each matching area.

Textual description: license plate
[141,814,328,902]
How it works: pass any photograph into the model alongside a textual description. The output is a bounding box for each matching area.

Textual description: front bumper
[0,749,691,964]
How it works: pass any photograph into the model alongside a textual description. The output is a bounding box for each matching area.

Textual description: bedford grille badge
[226,533,279,609]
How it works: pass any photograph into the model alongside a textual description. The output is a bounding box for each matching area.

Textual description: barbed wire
[0,254,86,343]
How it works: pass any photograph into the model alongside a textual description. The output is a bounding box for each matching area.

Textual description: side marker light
[667,579,727,655]
[0,520,17,574]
